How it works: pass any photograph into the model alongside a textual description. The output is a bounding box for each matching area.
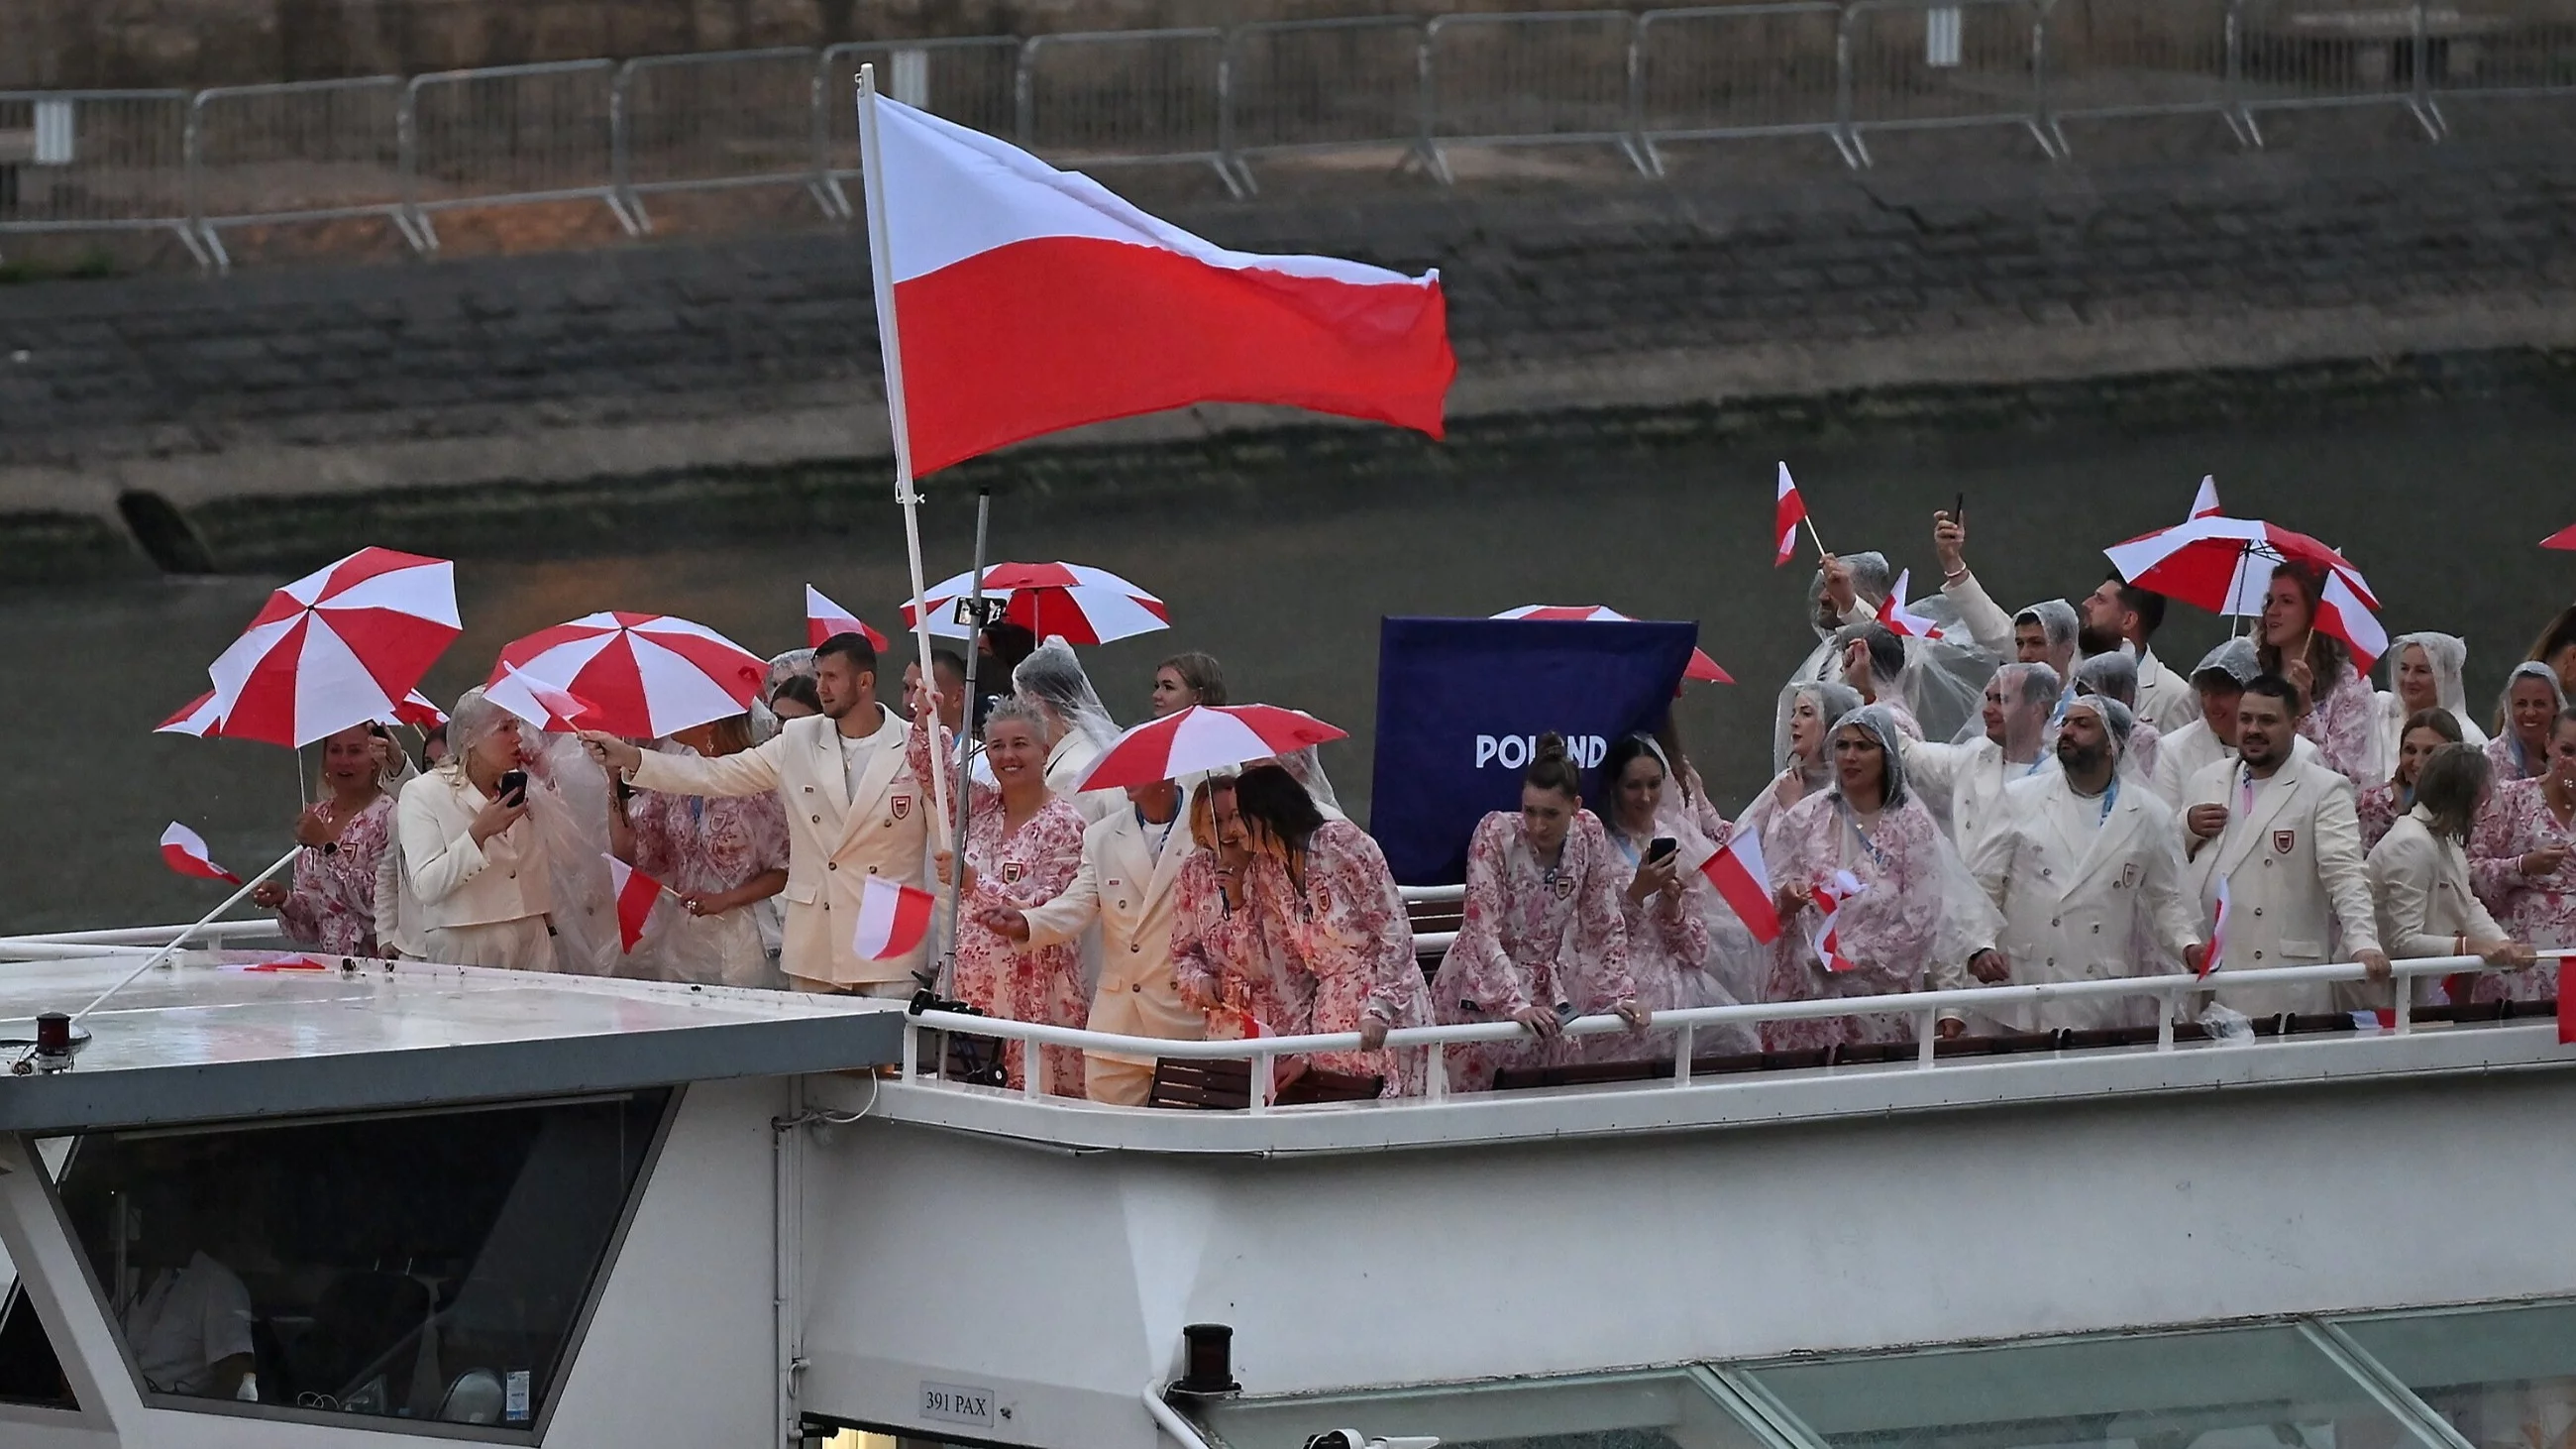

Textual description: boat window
[43,1089,670,1430]
[2333,1302,2576,1449]
[1197,1369,1772,1449]
[1738,1323,2452,1449]
[0,1271,79,1410]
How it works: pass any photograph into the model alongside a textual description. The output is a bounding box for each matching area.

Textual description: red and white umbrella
[1491,606,1733,684]
[901,561,1169,646]
[2542,521,2576,551]
[487,612,768,738]
[159,685,447,739]
[200,547,462,747]
[2103,515,2379,618]
[1075,705,1347,791]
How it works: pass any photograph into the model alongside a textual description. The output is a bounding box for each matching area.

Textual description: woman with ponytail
[1430,733,1647,1091]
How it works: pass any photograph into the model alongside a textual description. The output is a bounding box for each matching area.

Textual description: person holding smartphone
[1592,734,1760,1063]
[396,687,556,969]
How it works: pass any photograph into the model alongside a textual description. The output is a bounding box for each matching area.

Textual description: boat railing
[895,951,2569,1111]
[0,919,287,959]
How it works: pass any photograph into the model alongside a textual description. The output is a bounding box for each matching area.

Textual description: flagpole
[66,845,300,1030]
[855,62,959,941]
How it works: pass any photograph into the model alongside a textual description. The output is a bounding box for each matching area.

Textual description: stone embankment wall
[4,137,2576,577]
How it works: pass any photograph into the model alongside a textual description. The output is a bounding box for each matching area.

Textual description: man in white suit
[1968,696,2204,1034]
[581,632,930,995]
[2180,674,2388,1018]
[1901,660,2061,863]
[2081,572,2197,732]
[988,774,1203,1105]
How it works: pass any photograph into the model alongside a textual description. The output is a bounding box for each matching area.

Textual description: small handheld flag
[604,854,665,953]
[805,586,890,651]
[1773,463,1810,568]
[2199,874,2232,980]
[1876,569,1945,640]
[1701,828,1781,944]
[1810,869,1868,973]
[161,823,243,885]
[854,874,937,961]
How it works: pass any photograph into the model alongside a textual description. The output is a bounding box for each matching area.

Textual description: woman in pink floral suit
[912,693,1090,1096]
[1230,763,1436,1096]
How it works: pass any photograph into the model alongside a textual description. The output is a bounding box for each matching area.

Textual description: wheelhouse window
[41,1089,670,1428]
[0,1269,78,1410]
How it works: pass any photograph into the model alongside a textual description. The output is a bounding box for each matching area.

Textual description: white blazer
[1023,807,1203,1062]
[2134,646,2199,734]
[2150,719,2228,811]
[2181,751,2380,1017]
[2368,808,2506,1005]
[1044,733,1122,824]
[1970,772,2200,1032]
[627,705,928,986]
[397,768,551,930]
[1902,733,2058,866]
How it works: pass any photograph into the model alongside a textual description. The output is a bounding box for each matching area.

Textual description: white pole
[855,62,956,871]
[67,845,301,1027]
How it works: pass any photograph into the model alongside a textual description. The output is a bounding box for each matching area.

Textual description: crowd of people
[242,507,2573,1103]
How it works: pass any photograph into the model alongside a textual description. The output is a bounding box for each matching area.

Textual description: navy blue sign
[1368,616,1699,887]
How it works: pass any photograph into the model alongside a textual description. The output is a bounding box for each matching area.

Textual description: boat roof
[0,952,904,1135]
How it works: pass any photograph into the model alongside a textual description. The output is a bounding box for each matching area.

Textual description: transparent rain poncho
[749,648,817,745]
[2367,631,2489,782]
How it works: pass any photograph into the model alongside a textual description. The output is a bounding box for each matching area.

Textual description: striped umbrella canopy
[486,612,768,738]
[1075,705,1347,791]
[1492,605,1733,684]
[901,561,1169,646]
[198,547,462,747]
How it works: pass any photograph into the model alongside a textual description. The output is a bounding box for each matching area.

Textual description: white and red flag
[853,874,937,961]
[1773,462,1809,567]
[805,586,890,651]
[861,90,1453,476]
[2314,570,2388,670]
[2199,874,2232,981]
[1875,569,1945,640]
[1810,870,1868,972]
[2189,475,2222,519]
[485,665,596,734]
[604,854,663,953]
[1700,829,1781,945]
[161,823,242,885]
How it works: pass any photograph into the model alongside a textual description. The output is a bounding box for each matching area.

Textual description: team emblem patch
[1002,859,1025,884]
[2274,831,2297,855]
[891,795,911,821]
[1554,874,1575,900]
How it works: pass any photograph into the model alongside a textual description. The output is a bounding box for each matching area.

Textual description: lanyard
[2075,775,2119,825]
[1833,797,1890,871]
[1135,806,1177,861]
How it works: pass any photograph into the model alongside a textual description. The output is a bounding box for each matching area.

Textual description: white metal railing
[0,919,287,960]
[893,953,2567,1112]
[9,0,2571,269]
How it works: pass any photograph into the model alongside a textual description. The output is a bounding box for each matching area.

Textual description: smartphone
[1955,492,1966,526]
[498,769,529,804]
[1646,836,1679,864]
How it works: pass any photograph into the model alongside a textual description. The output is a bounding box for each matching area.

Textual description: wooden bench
[1147,1058,1384,1110]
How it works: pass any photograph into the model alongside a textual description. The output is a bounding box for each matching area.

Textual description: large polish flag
[866,93,1455,475]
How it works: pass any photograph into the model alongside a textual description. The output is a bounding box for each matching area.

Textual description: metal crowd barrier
[815,37,1021,218]
[1633,4,1856,171]
[6,0,2575,269]
[1421,10,1647,181]
[0,89,204,265]
[1018,27,1237,194]
[188,76,420,269]
[403,58,637,253]
[612,46,830,231]
[1221,16,1432,193]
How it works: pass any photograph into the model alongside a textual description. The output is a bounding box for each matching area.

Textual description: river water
[10,391,2575,936]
